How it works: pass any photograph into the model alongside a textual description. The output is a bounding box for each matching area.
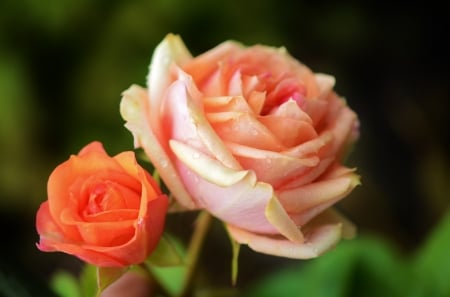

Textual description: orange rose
[121,34,360,258]
[36,141,168,267]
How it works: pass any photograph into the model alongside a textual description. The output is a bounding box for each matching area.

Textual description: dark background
[0,0,448,295]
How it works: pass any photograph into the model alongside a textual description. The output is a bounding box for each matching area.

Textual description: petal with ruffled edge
[226,208,355,259]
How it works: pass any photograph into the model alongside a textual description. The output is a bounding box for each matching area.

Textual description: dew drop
[159,159,168,168]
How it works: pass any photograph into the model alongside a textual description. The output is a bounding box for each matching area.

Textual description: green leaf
[95,267,129,297]
[146,234,185,267]
[245,236,408,297]
[50,271,82,297]
[409,211,450,297]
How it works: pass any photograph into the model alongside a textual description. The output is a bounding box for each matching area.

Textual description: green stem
[180,211,213,297]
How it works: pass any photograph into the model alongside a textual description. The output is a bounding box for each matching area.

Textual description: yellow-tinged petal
[227,208,353,259]
[120,85,196,209]
[169,140,249,187]
[185,91,243,170]
[277,171,360,213]
[265,195,304,243]
[315,73,336,100]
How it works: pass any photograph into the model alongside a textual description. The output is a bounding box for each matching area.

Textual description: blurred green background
[0,0,448,296]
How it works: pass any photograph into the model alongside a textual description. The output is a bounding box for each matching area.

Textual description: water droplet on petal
[159,159,168,168]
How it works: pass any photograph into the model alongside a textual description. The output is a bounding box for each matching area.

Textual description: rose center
[84,182,127,215]
[262,76,306,115]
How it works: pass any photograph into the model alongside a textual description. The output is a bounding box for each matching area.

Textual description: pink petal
[207,111,285,151]
[278,157,335,189]
[226,208,354,259]
[162,79,241,170]
[120,85,196,209]
[277,168,360,213]
[225,141,319,187]
[269,99,313,123]
[174,161,279,234]
[183,41,243,86]
[203,95,253,114]
[169,140,249,187]
[259,115,317,147]
[318,97,358,159]
[147,34,193,140]
[314,73,336,100]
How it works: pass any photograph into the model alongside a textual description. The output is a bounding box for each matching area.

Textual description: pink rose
[120,34,360,258]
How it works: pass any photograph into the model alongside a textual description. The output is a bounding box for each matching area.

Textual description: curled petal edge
[120,85,196,209]
[227,208,355,259]
[169,139,249,187]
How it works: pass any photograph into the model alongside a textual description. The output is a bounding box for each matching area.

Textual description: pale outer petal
[174,160,280,234]
[147,34,192,139]
[120,85,196,209]
[226,208,355,259]
[170,140,304,241]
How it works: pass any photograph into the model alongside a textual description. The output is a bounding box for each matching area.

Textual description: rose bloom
[121,34,360,258]
[36,141,168,267]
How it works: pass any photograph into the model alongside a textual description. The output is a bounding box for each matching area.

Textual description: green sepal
[144,233,188,297]
[95,266,129,297]
[146,233,185,267]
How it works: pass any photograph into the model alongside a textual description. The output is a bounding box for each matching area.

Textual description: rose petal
[259,115,317,147]
[282,131,333,159]
[169,140,249,187]
[120,85,196,209]
[278,157,335,190]
[183,41,243,86]
[163,79,241,170]
[227,208,354,259]
[38,197,168,267]
[208,111,285,151]
[269,99,313,123]
[78,141,107,156]
[265,195,304,242]
[315,73,336,100]
[147,34,192,138]
[36,201,77,247]
[175,161,279,234]
[225,141,319,187]
[203,95,254,114]
[277,169,360,213]
[60,209,135,246]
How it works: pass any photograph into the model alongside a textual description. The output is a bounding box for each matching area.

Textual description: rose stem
[180,210,213,297]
